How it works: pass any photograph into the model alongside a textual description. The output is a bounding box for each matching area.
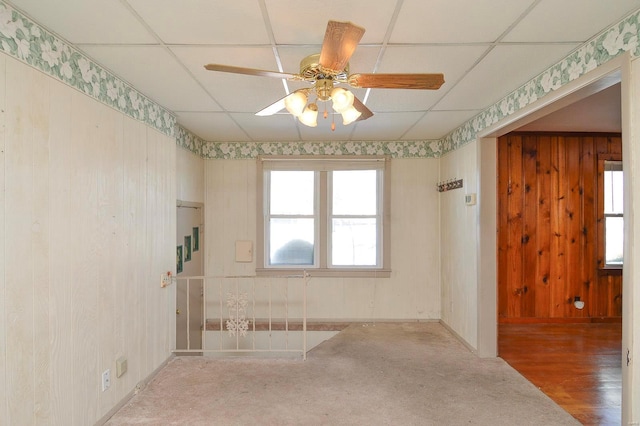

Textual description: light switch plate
[116,356,127,378]
[465,193,477,206]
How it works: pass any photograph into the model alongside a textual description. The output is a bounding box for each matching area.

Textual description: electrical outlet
[101,369,111,392]
[161,271,172,288]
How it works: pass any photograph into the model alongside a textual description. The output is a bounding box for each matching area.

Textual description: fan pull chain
[331,108,336,131]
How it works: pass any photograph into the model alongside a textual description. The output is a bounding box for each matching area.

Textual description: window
[257,156,390,277]
[603,160,623,266]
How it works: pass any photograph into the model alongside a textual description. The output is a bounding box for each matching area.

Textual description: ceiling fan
[204,20,445,130]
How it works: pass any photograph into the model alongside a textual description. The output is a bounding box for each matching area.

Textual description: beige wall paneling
[0,52,6,426]
[70,87,102,424]
[439,142,479,348]
[121,116,148,394]
[204,159,224,276]
[387,158,440,319]
[49,77,74,425]
[1,54,176,424]
[143,127,176,371]
[96,103,123,415]
[205,159,255,277]
[176,147,204,203]
[5,57,51,424]
[31,61,52,424]
[203,157,441,321]
[224,160,255,276]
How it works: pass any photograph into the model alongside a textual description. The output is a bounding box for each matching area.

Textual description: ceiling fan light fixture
[330,87,355,112]
[341,105,362,125]
[284,90,308,117]
[299,103,319,127]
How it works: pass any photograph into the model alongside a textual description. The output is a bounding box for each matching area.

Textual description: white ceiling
[7,0,638,142]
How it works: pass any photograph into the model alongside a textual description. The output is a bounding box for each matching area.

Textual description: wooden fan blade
[348,73,445,90]
[204,63,297,80]
[319,20,365,73]
[352,96,373,122]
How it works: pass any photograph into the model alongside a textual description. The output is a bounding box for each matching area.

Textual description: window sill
[598,266,623,276]
[256,268,391,278]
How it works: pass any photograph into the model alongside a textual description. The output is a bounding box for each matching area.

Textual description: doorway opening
[476,56,630,422]
[176,201,204,355]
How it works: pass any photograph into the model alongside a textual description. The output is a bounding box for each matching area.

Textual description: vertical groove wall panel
[96,106,122,415]
[522,136,538,317]
[0,53,6,426]
[48,79,74,426]
[535,137,551,317]
[497,138,510,318]
[144,131,158,374]
[550,135,566,317]
[5,56,36,424]
[581,137,596,317]
[565,136,583,317]
[507,136,524,317]
[498,132,622,321]
[70,91,101,425]
[31,58,51,425]
[121,117,147,394]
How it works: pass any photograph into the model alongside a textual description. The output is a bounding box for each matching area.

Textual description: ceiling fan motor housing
[300,53,349,83]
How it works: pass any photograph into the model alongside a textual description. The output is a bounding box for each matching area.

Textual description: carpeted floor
[106,322,579,425]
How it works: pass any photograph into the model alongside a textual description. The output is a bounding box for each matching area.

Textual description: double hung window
[257,156,390,277]
[603,160,624,266]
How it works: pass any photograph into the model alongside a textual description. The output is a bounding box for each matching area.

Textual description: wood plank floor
[499,323,622,425]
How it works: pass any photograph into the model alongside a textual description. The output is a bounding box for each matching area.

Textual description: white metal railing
[174,272,309,360]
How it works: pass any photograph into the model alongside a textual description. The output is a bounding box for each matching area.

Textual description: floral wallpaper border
[1,0,638,159]
[0,1,176,137]
[198,138,442,159]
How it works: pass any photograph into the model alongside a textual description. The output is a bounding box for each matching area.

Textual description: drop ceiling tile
[171,46,288,113]
[402,110,482,140]
[298,117,358,140]
[503,0,640,42]
[391,0,534,43]
[9,0,155,43]
[127,0,269,44]
[176,112,248,142]
[265,0,397,44]
[436,43,579,111]
[79,45,220,112]
[365,45,488,112]
[350,112,425,140]
[230,113,301,141]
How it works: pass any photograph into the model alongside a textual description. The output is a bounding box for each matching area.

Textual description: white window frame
[256,155,391,278]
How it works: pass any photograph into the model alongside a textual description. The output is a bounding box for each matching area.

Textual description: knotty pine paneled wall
[0,55,176,425]
[498,132,622,321]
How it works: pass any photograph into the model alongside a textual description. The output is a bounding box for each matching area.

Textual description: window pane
[605,216,624,265]
[270,171,314,215]
[604,168,623,214]
[269,218,314,265]
[333,170,377,215]
[332,218,377,266]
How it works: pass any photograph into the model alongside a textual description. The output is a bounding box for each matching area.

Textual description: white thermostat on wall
[465,193,477,206]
